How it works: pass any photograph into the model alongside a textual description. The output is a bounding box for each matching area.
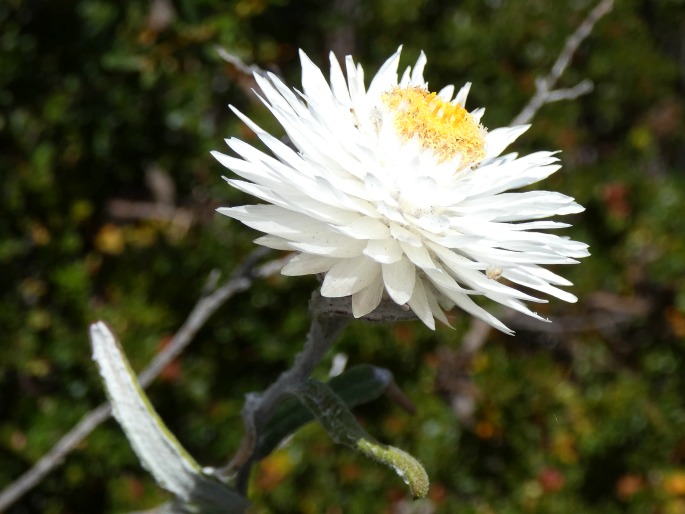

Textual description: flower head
[213,48,589,333]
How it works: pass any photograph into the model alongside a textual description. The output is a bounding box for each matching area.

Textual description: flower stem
[219,291,350,488]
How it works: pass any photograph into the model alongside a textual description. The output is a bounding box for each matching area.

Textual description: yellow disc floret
[382,86,486,165]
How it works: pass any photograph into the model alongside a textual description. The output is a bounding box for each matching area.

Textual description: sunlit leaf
[89,321,250,512]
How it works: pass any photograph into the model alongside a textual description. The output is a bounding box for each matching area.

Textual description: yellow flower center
[382,86,486,165]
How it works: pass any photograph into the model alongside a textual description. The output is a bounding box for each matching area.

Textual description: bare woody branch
[0,248,281,512]
[215,46,268,77]
[511,0,614,126]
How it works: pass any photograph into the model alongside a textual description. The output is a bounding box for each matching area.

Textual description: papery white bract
[212,47,589,333]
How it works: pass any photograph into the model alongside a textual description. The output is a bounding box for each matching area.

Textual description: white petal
[217,205,338,242]
[462,245,580,266]
[503,268,578,303]
[282,254,338,275]
[407,212,450,234]
[367,46,402,99]
[433,252,543,302]
[484,125,530,159]
[437,84,455,101]
[382,257,416,304]
[352,275,384,318]
[407,278,435,329]
[424,284,452,327]
[422,266,473,295]
[510,221,572,231]
[299,50,335,107]
[484,291,550,321]
[433,284,513,334]
[363,238,404,263]
[331,217,390,239]
[428,233,483,249]
[470,107,485,123]
[290,238,366,258]
[223,179,288,211]
[521,264,573,286]
[389,224,422,247]
[454,82,471,107]
[255,73,309,119]
[458,152,561,198]
[329,52,352,106]
[399,65,412,87]
[345,55,365,106]
[410,51,428,86]
[321,257,380,297]
[253,235,292,250]
[399,241,438,270]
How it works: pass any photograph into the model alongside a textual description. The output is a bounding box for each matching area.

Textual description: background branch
[0,248,277,512]
[510,0,614,126]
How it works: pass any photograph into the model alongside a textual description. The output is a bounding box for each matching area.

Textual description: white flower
[212,47,589,333]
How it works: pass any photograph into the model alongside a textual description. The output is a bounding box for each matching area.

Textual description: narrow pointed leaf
[294,379,429,499]
[256,365,393,459]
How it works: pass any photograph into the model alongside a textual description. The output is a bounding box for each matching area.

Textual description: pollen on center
[382,86,486,165]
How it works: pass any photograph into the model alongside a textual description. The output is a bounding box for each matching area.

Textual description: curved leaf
[89,321,250,512]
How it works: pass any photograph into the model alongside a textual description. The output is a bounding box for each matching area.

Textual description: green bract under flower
[212,47,589,333]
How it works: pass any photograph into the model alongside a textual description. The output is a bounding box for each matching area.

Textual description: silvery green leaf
[89,321,250,512]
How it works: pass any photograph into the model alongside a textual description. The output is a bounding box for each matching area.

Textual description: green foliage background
[2,0,685,512]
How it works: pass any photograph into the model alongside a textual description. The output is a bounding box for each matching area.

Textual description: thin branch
[325,0,358,59]
[543,79,594,103]
[215,46,268,77]
[0,403,113,513]
[106,199,195,230]
[139,247,270,387]
[0,248,276,512]
[511,0,614,126]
